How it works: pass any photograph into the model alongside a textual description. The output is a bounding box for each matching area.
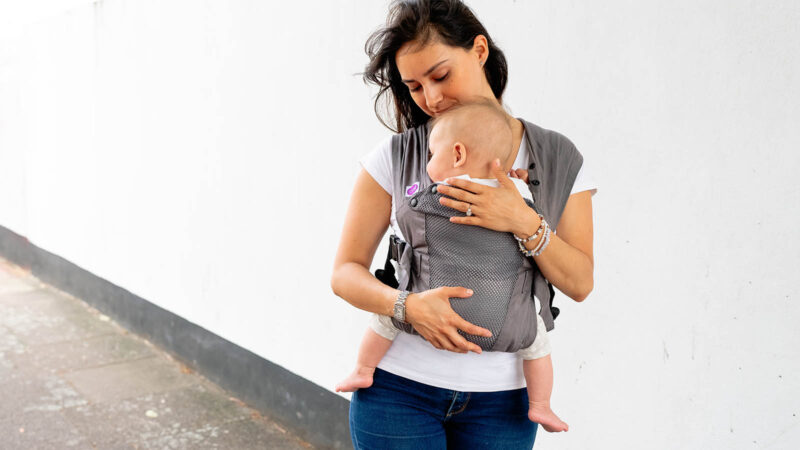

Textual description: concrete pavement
[0,257,313,449]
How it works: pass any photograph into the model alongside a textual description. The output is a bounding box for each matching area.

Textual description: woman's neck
[504,116,524,171]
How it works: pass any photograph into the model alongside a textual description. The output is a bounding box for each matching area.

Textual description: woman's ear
[472,35,489,66]
[453,142,467,168]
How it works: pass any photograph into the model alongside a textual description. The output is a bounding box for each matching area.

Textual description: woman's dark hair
[364,0,508,133]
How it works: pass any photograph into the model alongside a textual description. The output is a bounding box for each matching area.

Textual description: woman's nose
[425,86,443,111]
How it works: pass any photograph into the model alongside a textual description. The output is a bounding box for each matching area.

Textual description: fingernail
[466,289,473,295]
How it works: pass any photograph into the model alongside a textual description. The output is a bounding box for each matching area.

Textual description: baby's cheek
[426,163,441,182]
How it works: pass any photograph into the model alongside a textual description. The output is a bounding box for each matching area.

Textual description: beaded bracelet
[513,213,545,244]
[533,227,552,257]
[530,221,549,254]
[518,218,549,257]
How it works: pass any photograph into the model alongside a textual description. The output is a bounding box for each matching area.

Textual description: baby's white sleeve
[359,136,393,195]
[369,313,400,341]
[517,314,552,360]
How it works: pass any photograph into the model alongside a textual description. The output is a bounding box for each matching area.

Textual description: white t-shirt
[359,132,598,392]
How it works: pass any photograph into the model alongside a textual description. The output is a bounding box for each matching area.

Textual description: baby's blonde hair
[428,99,513,165]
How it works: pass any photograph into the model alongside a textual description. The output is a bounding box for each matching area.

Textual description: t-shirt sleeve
[359,135,393,195]
[570,156,598,196]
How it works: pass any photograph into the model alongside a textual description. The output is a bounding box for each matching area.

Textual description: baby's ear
[452,142,467,167]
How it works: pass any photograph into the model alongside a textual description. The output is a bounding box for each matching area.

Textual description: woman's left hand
[436,159,539,237]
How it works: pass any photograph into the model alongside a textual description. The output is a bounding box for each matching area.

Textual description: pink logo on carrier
[405,182,419,197]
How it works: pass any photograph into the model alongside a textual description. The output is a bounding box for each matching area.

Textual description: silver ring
[466,204,473,216]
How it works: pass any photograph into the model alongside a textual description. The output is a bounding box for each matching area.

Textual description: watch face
[393,304,404,320]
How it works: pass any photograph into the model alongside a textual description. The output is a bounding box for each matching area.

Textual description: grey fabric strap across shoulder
[387,118,583,351]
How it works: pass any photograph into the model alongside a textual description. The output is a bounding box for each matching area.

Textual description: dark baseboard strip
[0,223,352,449]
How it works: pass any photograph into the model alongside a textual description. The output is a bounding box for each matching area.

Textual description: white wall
[1,1,798,448]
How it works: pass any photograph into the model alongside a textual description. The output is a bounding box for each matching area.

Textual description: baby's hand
[508,169,529,182]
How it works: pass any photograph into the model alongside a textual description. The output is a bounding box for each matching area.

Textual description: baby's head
[426,99,513,182]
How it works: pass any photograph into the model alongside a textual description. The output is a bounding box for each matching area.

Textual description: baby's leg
[518,314,568,432]
[335,314,397,392]
[522,355,568,432]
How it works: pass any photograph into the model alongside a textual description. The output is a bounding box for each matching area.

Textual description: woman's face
[395,36,495,118]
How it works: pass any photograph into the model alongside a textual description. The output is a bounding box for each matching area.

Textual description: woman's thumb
[492,159,514,187]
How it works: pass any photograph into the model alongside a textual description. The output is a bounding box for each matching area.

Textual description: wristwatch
[393,290,410,323]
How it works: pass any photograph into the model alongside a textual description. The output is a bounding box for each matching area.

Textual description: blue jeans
[349,368,537,449]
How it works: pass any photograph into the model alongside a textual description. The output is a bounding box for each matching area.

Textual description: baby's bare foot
[335,366,376,392]
[528,401,569,432]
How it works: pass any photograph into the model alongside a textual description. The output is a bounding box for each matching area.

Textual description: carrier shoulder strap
[520,119,584,330]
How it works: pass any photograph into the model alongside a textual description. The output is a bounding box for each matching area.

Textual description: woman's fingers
[442,177,487,195]
[443,286,473,299]
[438,196,472,214]
[444,287,492,338]
[408,286,490,354]
[435,184,478,204]
[444,328,481,354]
[449,215,481,226]
[426,324,476,354]
[426,330,455,352]
[455,316,493,338]
[443,160,529,233]
[437,335,465,353]
[514,168,529,182]
[442,287,490,352]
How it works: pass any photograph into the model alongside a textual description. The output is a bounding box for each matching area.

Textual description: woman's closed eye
[409,73,449,92]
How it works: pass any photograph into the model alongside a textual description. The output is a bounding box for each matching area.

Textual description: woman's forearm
[331,262,399,316]
[515,209,594,302]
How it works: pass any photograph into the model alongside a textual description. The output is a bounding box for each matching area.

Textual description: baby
[337,101,568,432]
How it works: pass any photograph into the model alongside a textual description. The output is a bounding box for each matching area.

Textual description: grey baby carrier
[374,119,583,352]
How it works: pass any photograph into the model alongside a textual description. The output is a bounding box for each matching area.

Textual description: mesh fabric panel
[414,188,523,350]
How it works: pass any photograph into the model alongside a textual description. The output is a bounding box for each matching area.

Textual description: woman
[330,0,596,447]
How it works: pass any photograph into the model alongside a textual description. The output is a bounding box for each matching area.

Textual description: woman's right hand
[404,287,492,354]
